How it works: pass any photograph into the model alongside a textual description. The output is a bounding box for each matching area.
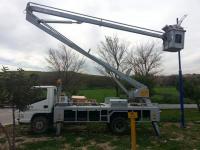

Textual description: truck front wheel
[31,116,49,133]
[109,117,128,134]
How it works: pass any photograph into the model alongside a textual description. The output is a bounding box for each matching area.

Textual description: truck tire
[109,117,128,134]
[31,116,49,134]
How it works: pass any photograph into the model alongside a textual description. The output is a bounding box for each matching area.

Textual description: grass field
[0,109,200,150]
[78,87,194,104]
[78,88,116,102]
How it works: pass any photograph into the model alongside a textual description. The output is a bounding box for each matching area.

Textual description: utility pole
[178,50,185,128]
[176,17,185,128]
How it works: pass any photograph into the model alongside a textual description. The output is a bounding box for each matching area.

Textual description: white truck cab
[18,86,58,132]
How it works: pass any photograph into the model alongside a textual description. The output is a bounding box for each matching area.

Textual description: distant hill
[21,71,115,89]
[1,71,200,88]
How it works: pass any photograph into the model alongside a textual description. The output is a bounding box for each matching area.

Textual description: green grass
[78,88,116,102]
[17,122,200,150]
[0,137,6,144]
[154,86,178,95]
[21,140,64,150]
[151,86,179,104]
[152,86,194,104]
[1,109,199,150]
[78,87,195,104]
[161,109,200,122]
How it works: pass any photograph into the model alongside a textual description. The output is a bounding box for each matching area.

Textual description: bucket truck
[17,2,185,136]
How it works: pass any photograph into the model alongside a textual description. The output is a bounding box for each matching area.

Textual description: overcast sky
[0,0,199,75]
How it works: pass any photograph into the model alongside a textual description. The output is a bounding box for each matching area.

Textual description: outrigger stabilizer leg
[152,121,160,137]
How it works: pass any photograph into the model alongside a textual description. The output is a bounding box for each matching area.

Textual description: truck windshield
[31,88,47,103]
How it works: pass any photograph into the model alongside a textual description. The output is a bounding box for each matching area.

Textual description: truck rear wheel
[109,117,128,134]
[31,116,49,133]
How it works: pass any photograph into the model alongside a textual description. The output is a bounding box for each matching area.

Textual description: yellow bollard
[128,112,138,150]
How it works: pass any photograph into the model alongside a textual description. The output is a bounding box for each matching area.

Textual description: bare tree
[97,35,129,96]
[46,45,85,94]
[127,42,162,76]
[46,45,85,73]
[126,42,162,94]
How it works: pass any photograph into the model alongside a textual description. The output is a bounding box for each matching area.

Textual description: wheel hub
[36,121,44,130]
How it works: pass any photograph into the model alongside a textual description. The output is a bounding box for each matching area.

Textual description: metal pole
[178,51,185,128]
[130,119,137,150]
[128,112,138,150]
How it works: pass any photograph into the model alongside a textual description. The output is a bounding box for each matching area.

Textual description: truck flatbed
[54,99,159,123]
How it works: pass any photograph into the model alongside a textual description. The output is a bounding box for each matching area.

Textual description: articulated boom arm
[25,2,185,99]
